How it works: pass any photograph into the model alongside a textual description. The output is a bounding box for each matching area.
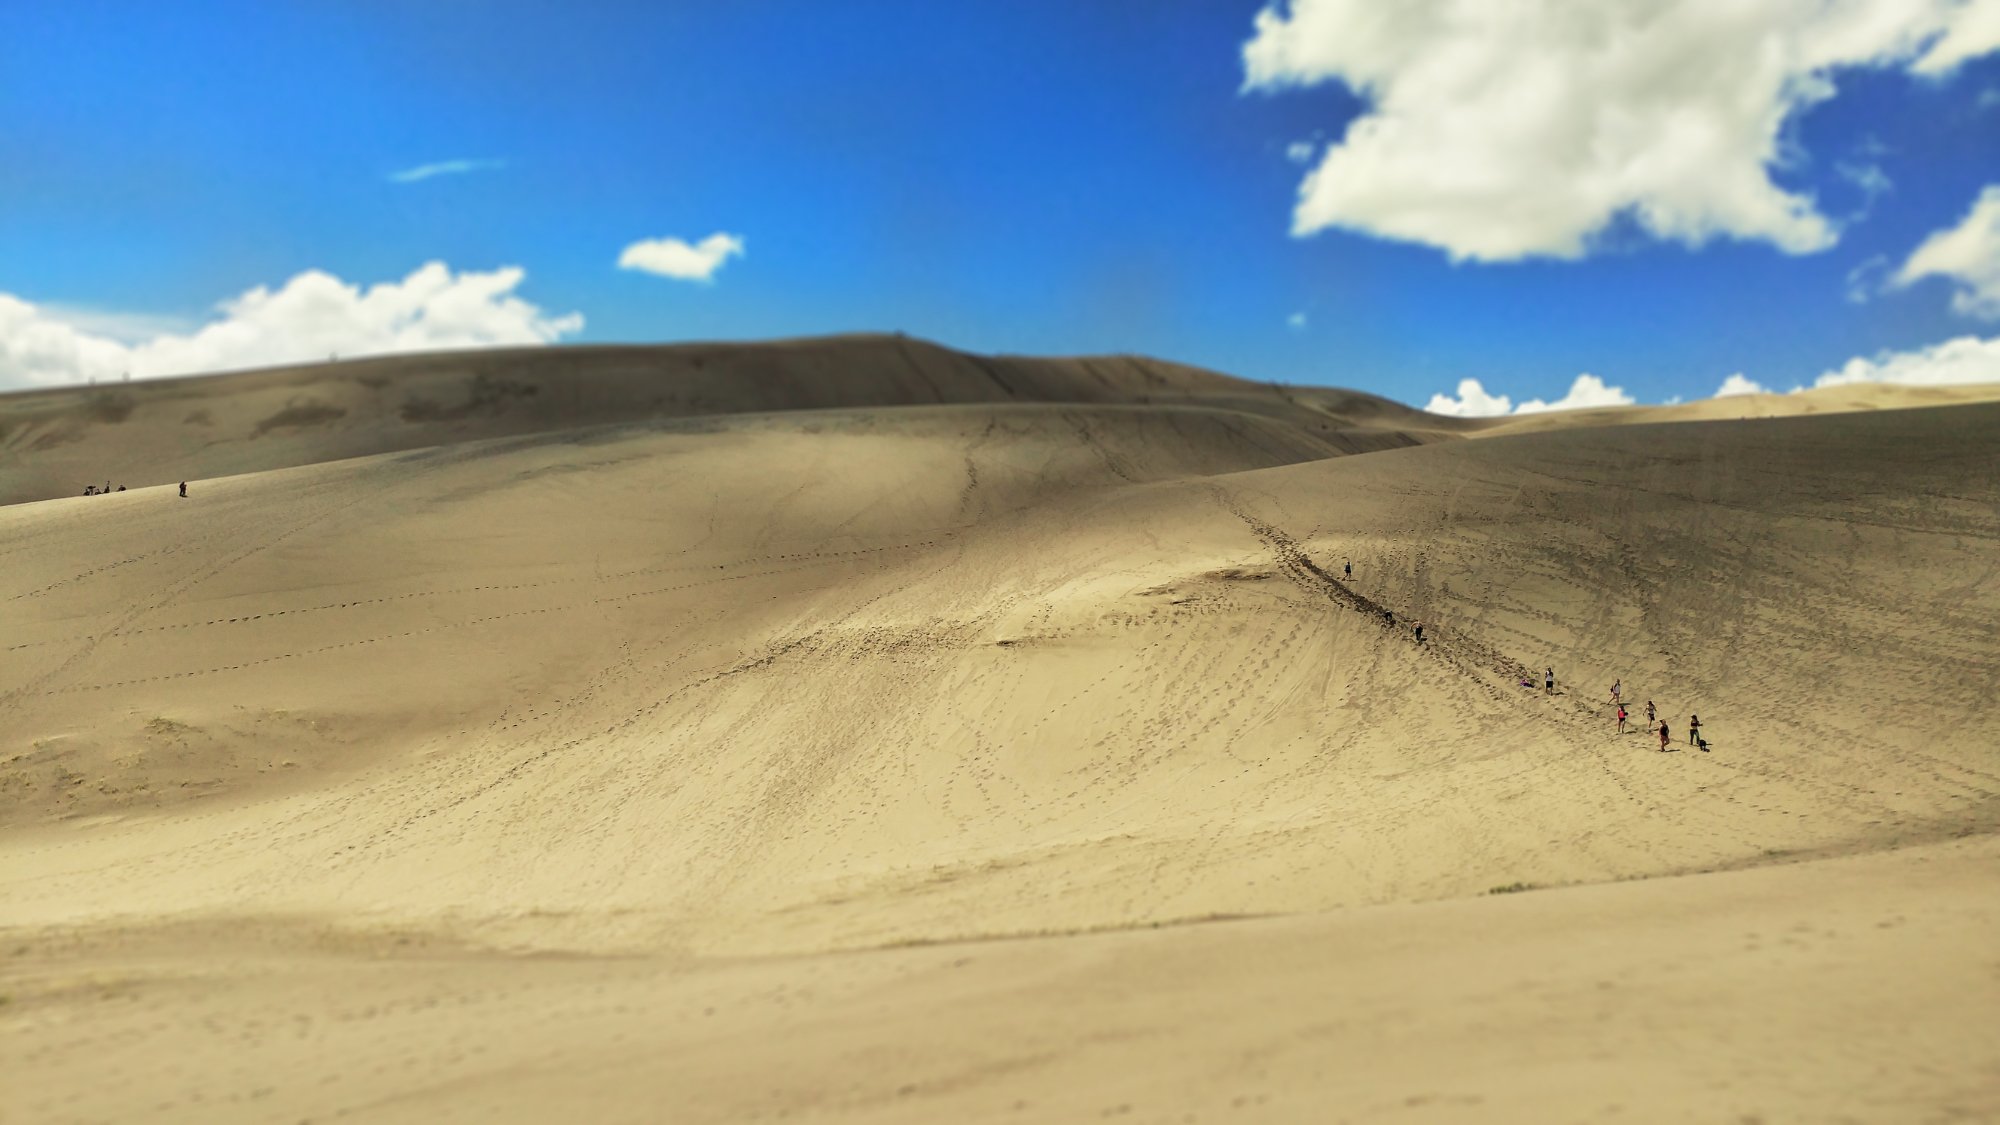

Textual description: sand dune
[3,342,1996,1122]
[1469,377,2000,436]
[0,335,1459,507]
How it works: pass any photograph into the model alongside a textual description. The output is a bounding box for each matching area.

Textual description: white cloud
[0,295,133,388]
[1287,311,1308,330]
[1912,0,2000,72]
[1285,141,1317,164]
[1812,333,2000,386]
[1424,377,1515,416]
[1513,373,1637,413]
[1715,372,1774,396]
[618,232,745,283]
[387,158,505,184]
[1892,184,2000,317]
[1424,372,1636,416]
[0,262,582,390]
[1242,0,2000,262]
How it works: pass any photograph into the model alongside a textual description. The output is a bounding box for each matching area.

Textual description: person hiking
[1544,667,1555,694]
[1616,704,1628,733]
[1344,560,1352,580]
[1645,700,1656,726]
[1689,714,1703,748]
[178,481,187,498]
[1413,623,1425,645]
[1610,679,1622,705]
[1658,720,1672,751]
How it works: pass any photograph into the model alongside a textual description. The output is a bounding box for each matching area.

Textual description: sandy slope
[13,838,1996,1124]
[3,346,1997,1122]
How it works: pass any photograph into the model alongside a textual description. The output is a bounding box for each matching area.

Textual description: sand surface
[3,341,1997,1122]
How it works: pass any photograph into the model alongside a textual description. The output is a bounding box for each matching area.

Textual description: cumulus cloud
[1513,373,1638,413]
[1242,0,2000,262]
[1892,184,2000,317]
[618,232,745,283]
[1424,377,1516,416]
[1425,373,1636,416]
[387,158,505,184]
[0,262,583,390]
[1715,372,1775,396]
[1812,332,2000,386]
[1705,334,2000,399]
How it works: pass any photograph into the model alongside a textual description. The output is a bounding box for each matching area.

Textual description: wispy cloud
[387,158,506,184]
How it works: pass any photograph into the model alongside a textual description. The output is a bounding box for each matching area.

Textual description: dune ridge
[0,334,1464,507]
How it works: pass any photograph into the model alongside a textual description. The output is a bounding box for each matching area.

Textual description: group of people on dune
[1353,559,1431,647]
[1346,557,1709,754]
[82,480,188,497]
[1511,671,1709,753]
[1610,678,1707,752]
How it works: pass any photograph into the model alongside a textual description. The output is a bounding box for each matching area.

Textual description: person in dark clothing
[1344,560,1352,580]
[1645,699,1656,726]
[1544,667,1555,694]
[178,481,187,498]
[1689,714,1703,747]
[1413,623,1425,645]
[1658,720,1672,751]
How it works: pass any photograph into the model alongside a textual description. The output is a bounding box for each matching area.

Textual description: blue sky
[2,0,1997,410]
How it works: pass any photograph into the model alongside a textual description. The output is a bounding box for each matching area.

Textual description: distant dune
[4,339,1996,1123]
[0,335,1463,506]
[1469,377,2000,435]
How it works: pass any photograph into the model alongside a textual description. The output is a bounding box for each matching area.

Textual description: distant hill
[0,334,1463,505]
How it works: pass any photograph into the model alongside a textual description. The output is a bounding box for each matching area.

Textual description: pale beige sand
[12,838,1996,1123]
[3,345,1997,1122]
